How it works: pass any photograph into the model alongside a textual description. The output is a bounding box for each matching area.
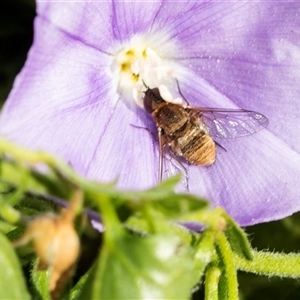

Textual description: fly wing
[191,107,269,139]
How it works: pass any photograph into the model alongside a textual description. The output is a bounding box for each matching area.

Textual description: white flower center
[111,35,183,107]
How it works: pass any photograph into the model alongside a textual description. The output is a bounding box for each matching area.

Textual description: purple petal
[167,2,300,224]
[37,1,116,51]
[0,15,158,189]
[1,1,300,226]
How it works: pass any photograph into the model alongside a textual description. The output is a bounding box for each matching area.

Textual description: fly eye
[143,95,155,113]
[143,88,164,113]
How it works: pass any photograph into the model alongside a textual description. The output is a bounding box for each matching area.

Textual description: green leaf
[0,219,16,234]
[69,272,89,300]
[146,193,208,219]
[0,200,21,224]
[0,231,30,299]
[123,184,207,207]
[116,191,207,225]
[0,158,71,199]
[148,173,182,190]
[5,226,24,241]
[77,234,199,299]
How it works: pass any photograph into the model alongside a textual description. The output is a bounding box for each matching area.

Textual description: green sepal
[222,212,253,260]
[30,259,52,300]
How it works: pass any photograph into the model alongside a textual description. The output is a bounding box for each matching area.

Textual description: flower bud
[14,191,82,299]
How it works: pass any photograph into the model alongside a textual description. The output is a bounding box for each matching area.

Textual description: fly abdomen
[173,127,216,166]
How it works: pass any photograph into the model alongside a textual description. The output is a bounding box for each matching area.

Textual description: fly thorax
[155,103,189,136]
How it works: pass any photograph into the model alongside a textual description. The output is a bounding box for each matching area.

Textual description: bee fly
[143,84,268,181]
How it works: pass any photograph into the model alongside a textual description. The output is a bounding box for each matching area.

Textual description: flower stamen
[112,36,183,107]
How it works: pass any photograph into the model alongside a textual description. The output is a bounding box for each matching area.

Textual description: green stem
[194,229,215,273]
[0,138,91,191]
[216,232,239,300]
[234,250,300,278]
[0,138,124,201]
[205,264,221,300]
[95,194,124,245]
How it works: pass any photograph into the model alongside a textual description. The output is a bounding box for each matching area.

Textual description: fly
[143,84,269,181]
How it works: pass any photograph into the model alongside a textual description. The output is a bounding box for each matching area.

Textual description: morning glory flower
[1,1,300,226]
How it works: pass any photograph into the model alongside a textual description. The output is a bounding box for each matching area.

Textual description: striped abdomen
[153,102,216,166]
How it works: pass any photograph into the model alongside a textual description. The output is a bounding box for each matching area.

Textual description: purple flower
[1,1,300,226]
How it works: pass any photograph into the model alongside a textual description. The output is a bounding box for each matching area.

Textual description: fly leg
[130,124,156,136]
[214,140,227,152]
[158,127,165,182]
[131,124,164,183]
[166,145,189,191]
[175,79,190,106]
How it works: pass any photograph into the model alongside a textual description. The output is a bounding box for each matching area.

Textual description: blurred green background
[1,1,300,299]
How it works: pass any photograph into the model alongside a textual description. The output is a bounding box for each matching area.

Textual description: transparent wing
[191,107,269,139]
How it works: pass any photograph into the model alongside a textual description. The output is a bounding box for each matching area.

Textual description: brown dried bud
[14,190,82,299]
